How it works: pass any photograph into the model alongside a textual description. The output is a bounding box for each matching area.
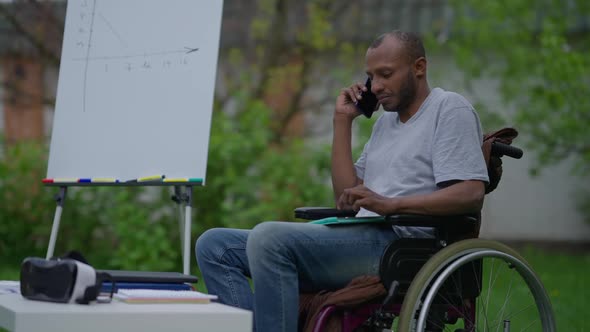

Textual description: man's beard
[383,71,417,113]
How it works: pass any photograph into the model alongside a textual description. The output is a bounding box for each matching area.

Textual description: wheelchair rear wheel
[397,239,556,332]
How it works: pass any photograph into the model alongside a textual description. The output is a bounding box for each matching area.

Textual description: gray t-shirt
[354,87,489,237]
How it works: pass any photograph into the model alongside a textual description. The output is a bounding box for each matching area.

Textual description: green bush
[0,141,56,264]
[193,97,333,234]
[0,140,180,270]
[0,99,335,274]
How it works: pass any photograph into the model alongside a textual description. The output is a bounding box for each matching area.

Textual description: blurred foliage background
[1,1,588,329]
[442,0,590,177]
[0,0,588,276]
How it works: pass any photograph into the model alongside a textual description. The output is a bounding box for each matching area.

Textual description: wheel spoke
[521,318,539,331]
[479,258,497,331]
[397,240,555,332]
[494,267,514,332]
[460,300,477,331]
[487,303,536,331]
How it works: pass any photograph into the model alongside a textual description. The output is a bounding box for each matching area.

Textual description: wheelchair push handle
[491,141,523,159]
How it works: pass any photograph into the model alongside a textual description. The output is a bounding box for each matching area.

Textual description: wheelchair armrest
[295,208,477,228]
[385,213,480,240]
[294,207,356,220]
[384,214,479,228]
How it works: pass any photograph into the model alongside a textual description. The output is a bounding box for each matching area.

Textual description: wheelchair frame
[306,215,556,332]
[300,142,556,331]
[398,238,556,331]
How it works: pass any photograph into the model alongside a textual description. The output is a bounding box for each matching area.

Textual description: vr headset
[20,257,113,304]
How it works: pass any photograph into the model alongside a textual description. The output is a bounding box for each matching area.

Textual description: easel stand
[171,186,193,275]
[44,182,200,275]
[46,186,67,260]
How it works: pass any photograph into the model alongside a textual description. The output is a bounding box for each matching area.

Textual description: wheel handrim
[415,250,555,331]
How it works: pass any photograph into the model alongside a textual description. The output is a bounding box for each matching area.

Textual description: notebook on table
[113,289,217,304]
[97,270,199,283]
[100,282,193,293]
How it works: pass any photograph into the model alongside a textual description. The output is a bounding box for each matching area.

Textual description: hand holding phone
[355,77,379,118]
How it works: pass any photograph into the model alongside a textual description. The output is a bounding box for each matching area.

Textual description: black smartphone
[355,77,378,118]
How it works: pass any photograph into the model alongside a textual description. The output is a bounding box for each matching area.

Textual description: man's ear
[413,57,427,78]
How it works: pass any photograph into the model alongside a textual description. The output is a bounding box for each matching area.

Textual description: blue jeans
[195,221,398,332]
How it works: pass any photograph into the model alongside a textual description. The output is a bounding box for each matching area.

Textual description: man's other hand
[338,185,395,215]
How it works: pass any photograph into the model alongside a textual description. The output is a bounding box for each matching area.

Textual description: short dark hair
[370,30,426,62]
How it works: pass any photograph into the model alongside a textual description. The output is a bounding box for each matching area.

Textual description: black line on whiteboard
[184,47,199,54]
[98,12,127,47]
[71,48,199,61]
[82,0,97,113]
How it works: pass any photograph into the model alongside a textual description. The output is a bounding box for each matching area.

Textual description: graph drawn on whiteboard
[72,0,201,113]
[49,0,223,181]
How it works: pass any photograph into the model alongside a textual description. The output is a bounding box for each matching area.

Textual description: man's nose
[371,79,384,94]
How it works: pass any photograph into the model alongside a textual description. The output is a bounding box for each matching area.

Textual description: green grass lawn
[422,244,589,331]
[518,246,589,331]
[1,245,588,331]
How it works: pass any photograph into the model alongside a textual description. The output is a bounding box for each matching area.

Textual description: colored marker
[78,178,92,183]
[137,175,165,182]
[53,178,79,183]
[163,178,189,183]
[92,178,118,183]
[163,177,203,183]
[42,178,54,184]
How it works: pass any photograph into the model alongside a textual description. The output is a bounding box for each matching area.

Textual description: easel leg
[172,185,193,275]
[183,186,193,275]
[46,186,67,259]
[174,187,185,254]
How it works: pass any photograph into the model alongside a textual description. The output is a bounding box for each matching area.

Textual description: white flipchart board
[47,0,223,183]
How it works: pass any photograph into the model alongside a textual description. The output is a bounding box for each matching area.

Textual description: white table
[0,294,252,332]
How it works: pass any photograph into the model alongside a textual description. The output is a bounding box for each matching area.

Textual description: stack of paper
[114,289,217,304]
[0,281,20,295]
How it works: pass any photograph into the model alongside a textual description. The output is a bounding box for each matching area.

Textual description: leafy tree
[0,0,368,273]
[191,0,363,236]
[439,0,590,176]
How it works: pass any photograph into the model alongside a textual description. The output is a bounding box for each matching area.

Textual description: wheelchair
[295,141,556,332]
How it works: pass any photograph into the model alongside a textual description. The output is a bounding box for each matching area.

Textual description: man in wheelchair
[196,30,554,332]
